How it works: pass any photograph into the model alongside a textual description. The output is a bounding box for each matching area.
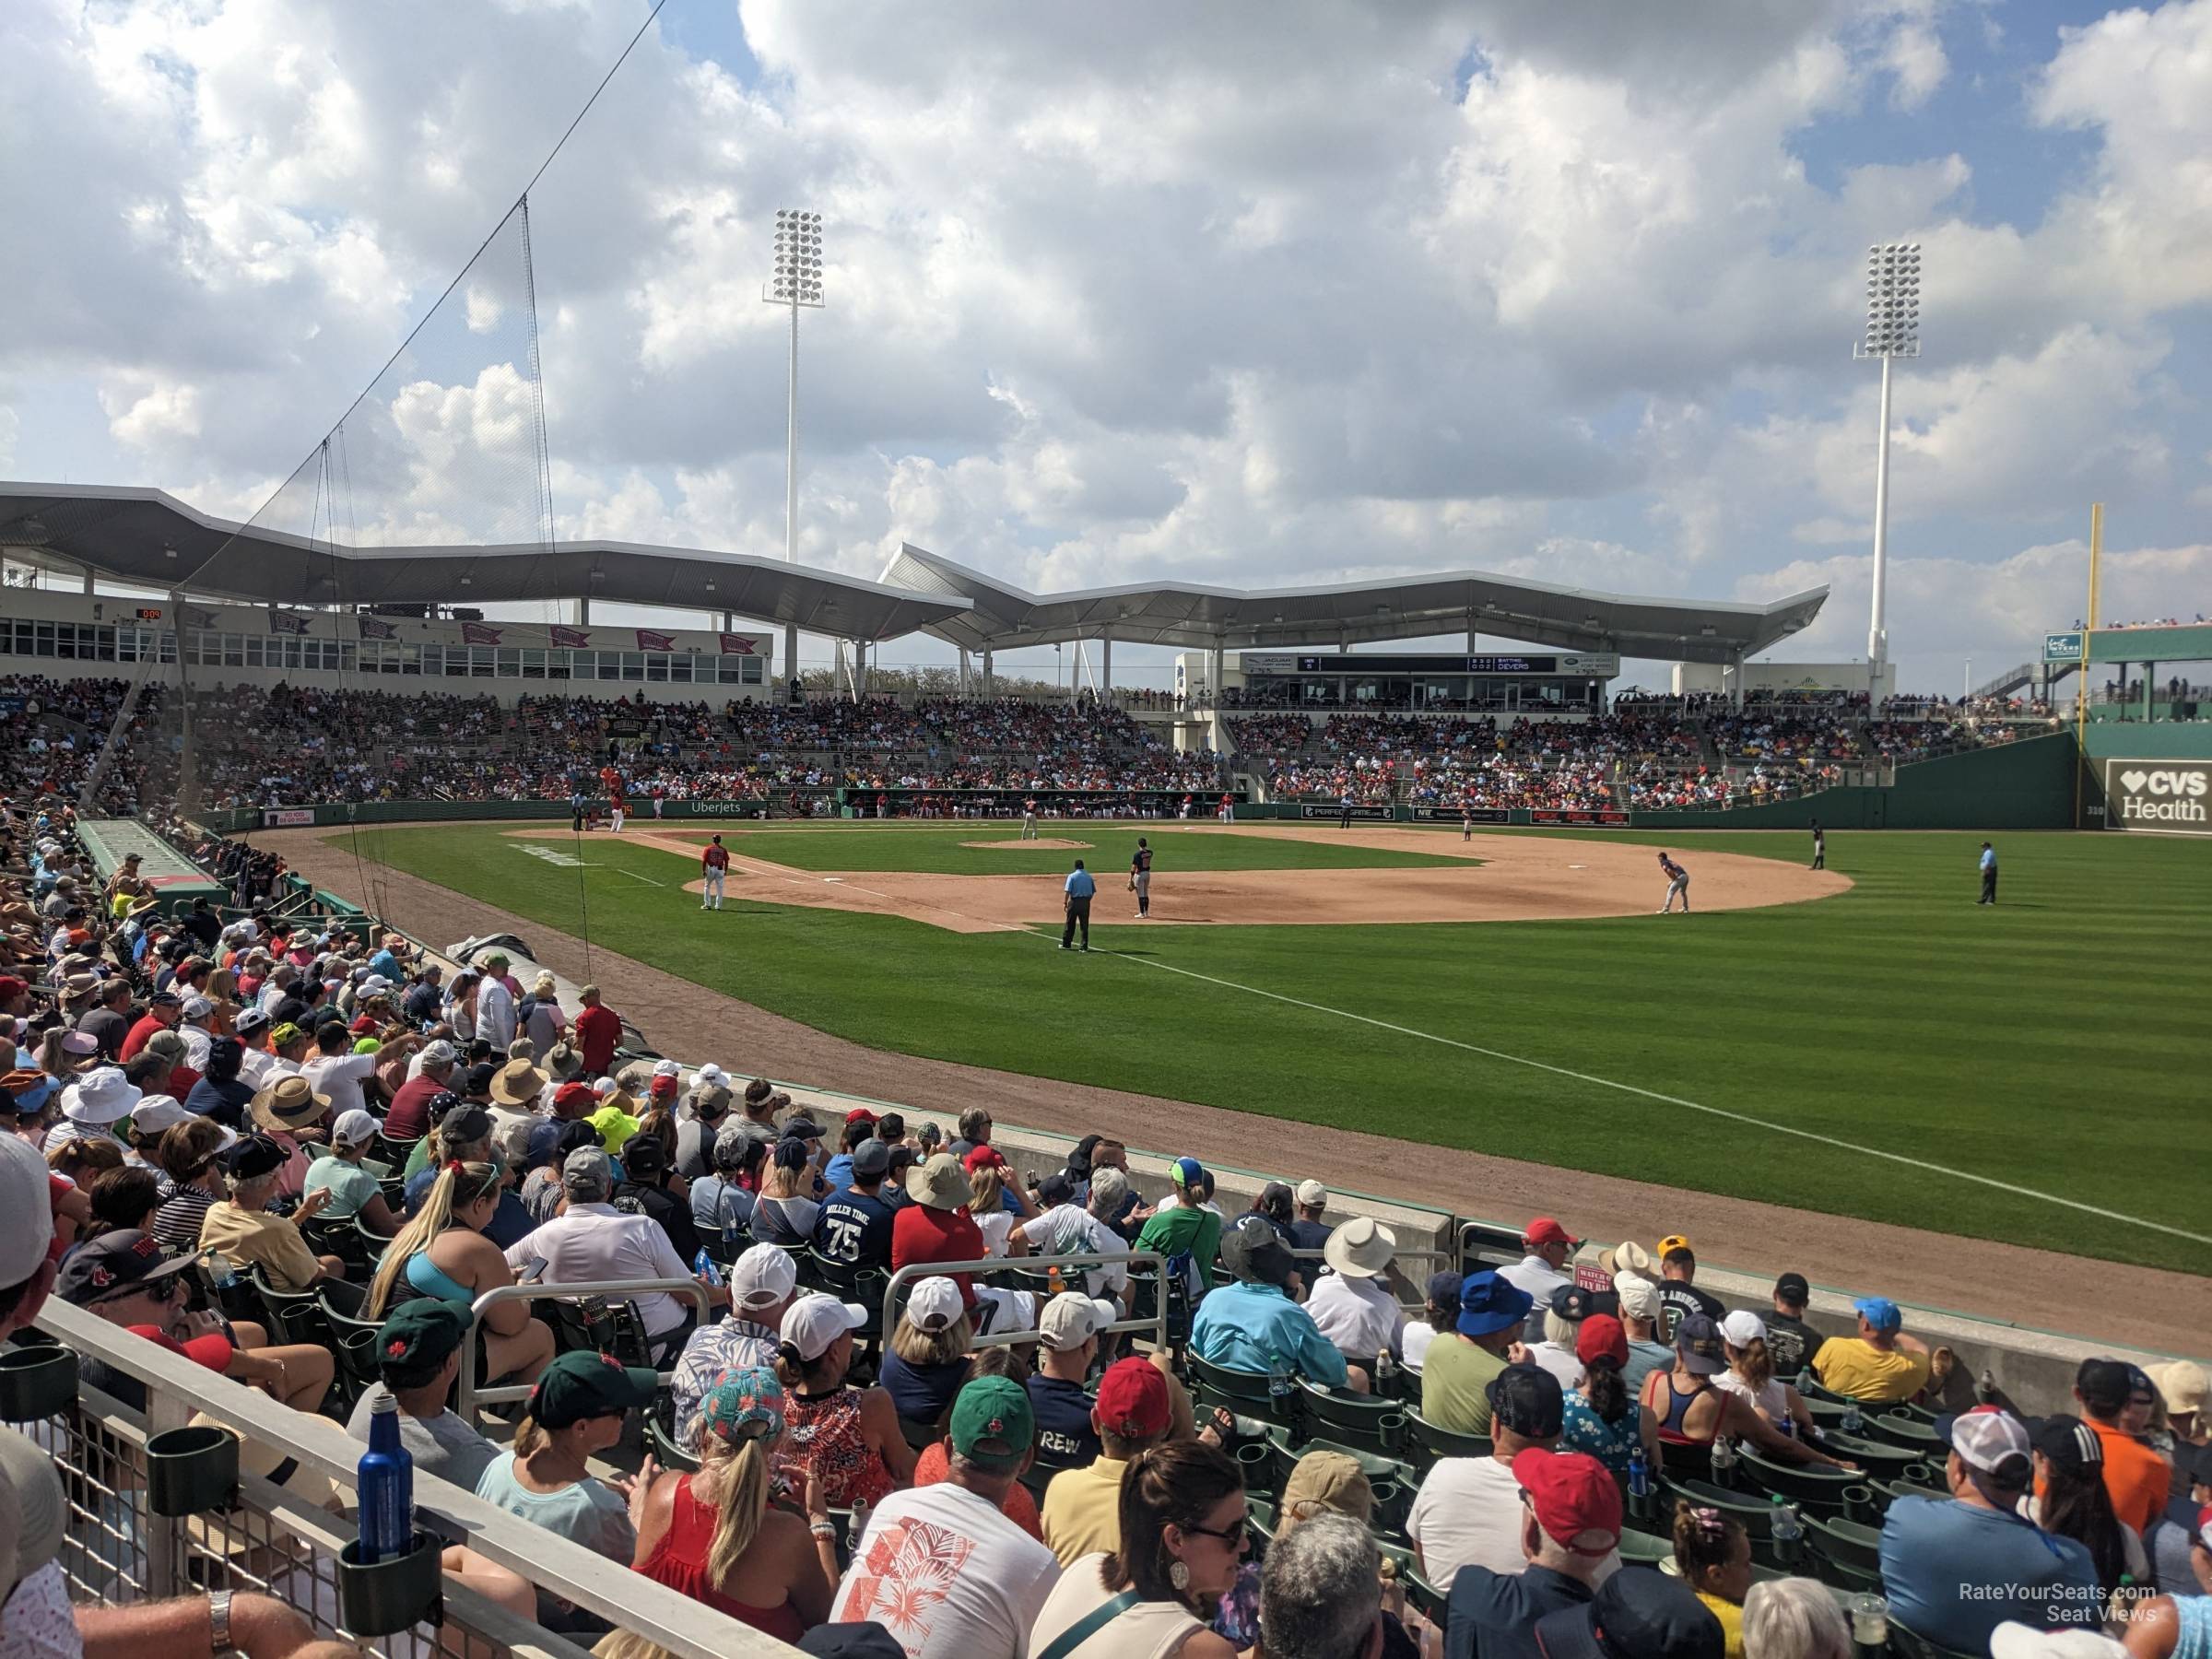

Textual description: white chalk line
[619,843,2203,1250]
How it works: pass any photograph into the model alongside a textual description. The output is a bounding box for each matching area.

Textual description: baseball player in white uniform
[1022,795,1039,839]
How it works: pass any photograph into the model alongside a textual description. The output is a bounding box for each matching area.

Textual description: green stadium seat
[1406,1570,1448,1626]
[319,1289,389,1402]
[1409,1411,1491,1467]
[1817,1432,1922,1480]
[1618,1528,1672,1566]
[649,1409,700,1476]
[1739,1448,1858,1512]
[1656,1477,1790,1571]
[1297,1381,1408,1457]
[1804,1513,1883,1592]
[1862,1412,1942,1453]
[1190,1355,1297,1431]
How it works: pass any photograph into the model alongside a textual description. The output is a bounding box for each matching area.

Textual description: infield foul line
[1041,929,2210,1250]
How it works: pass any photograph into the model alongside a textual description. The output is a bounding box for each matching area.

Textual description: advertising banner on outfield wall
[1297,803,1394,821]
[2102,759,2212,835]
[1408,806,1511,824]
[1527,807,1630,826]
[261,808,317,828]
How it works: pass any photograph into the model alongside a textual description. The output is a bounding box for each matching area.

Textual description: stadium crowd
[4,790,2206,1659]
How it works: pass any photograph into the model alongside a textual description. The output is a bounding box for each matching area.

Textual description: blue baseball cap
[1455,1270,1535,1338]
[1172,1157,1206,1188]
[1853,1296,1902,1334]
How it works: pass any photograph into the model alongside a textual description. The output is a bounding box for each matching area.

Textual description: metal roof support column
[982,649,994,699]
[1101,634,1112,701]
[574,596,591,625]
[783,622,798,700]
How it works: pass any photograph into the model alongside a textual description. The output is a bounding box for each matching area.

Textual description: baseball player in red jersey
[700,834,730,911]
[1022,796,1039,839]
[1218,793,1232,824]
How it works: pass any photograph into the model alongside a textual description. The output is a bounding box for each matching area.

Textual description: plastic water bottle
[1841,1396,1864,1435]
[693,1248,723,1289]
[1627,1446,1650,1500]
[203,1250,237,1291]
[846,1497,870,1553]
[1374,1347,1397,1398]
[357,1392,415,1565]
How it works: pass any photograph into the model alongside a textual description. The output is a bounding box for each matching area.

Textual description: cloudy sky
[4,0,2209,690]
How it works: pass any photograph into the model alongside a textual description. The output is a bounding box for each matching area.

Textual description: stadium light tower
[765,209,825,564]
[1855,241,1920,686]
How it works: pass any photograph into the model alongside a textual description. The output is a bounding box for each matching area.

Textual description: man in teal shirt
[1191,1215,1354,1390]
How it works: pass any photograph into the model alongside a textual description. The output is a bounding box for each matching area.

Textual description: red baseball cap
[0,976,28,1002]
[1576,1314,1630,1371]
[649,1075,679,1100]
[844,1108,878,1126]
[1094,1357,1170,1441]
[1525,1217,1578,1249]
[962,1146,1006,1173]
[1512,1447,1622,1556]
[553,1082,597,1114]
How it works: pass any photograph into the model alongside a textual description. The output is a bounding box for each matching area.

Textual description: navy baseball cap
[1534,1566,1723,1659]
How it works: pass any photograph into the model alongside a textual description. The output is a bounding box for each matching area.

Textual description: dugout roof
[882,542,1828,664]
[0,481,972,643]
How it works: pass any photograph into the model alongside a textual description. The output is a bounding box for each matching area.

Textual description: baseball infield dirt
[260,823,2206,1354]
[518,823,1848,932]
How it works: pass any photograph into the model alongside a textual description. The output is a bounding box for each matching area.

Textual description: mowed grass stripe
[666,824,1474,875]
[346,824,2212,1275]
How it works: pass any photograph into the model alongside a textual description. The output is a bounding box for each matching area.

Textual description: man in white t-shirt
[300,1020,410,1117]
[1409,1364,1620,1588]
[1304,1217,1406,1366]
[474,954,517,1049]
[833,1374,1059,1659]
[1018,1174,1130,1302]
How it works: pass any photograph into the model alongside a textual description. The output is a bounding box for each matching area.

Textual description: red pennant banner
[635,629,677,652]
[718,633,759,655]
[461,622,502,646]
[548,626,590,648]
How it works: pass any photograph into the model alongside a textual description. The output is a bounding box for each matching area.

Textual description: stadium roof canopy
[0,481,971,643]
[882,542,1828,664]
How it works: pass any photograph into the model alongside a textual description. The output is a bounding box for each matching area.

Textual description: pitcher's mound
[960,838,1094,851]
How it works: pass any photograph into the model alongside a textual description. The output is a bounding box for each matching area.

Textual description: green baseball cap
[378,1301,467,1375]
[526,1349,660,1430]
[949,1374,1034,1472]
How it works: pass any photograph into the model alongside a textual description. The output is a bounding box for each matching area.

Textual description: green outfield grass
[655,823,1471,875]
[341,822,2212,1276]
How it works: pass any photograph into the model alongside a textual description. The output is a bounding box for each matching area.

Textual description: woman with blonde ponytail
[366,1159,554,1385]
[1716,1310,1819,1437]
[632,1369,836,1635]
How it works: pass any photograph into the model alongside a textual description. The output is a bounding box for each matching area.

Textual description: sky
[3,0,2210,692]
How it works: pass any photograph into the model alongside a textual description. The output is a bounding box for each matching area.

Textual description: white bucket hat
[61,1066,141,1127]
[1323,1215,1397,1279]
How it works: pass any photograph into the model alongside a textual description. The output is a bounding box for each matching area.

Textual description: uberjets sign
[2104,759,2212,835]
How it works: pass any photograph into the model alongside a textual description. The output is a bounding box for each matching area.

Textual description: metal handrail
[882,1252,1168,1352]
[457,1274,717,1422]
[34,1299,789,1659]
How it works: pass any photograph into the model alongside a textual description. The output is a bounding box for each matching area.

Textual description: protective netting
[167,201,556,837]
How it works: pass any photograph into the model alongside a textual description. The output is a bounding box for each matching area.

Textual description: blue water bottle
[694,1247,724,1288]
[357,1392,415,1564]
[1627,1444,1650,1500]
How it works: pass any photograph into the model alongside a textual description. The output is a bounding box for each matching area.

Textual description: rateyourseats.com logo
[2114,765,2210,825]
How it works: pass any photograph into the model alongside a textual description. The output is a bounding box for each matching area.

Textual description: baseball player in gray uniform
[1129,838,1154,918]
[1657,851,1690,913]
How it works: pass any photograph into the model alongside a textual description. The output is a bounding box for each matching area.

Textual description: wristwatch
[207,1588,235,1656]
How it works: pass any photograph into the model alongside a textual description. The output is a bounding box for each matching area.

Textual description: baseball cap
[1488,1362,1565,1437]
[1426,1270,1465,1314]
[268,1023,304,1049]
[331,1109,379,1150]
[2029,1413,2104,1473]
[1773,1271,1810,1305]
[438,1104,495,1149]
[1294,1179,1327,1207]
[552,1081,597,1116]
[905,1276,965,1334]
[1547,1284,1597,1324]
[1094,1357,1171,1441]
[378,1302,469,1374]
[0,1136,56,1288]
[1656,1234,1692,1256]
[730,1243,800,1312]
[0,1070,55,1116]
[962,1145,1006,1174]
[2076,1358,2133,1415]
[1515,1447,1624,1556]
[55,1230,196,1306]
[129,1094,191,1137]
[1939,1405,2033,1480]
[179,994,215,1019]
[1853,1297,1902,1335]
[622,1134,667,1178]
[949,1374,1034,1472]
[781,1113,823,1142]
[1525,1217,1578,1250]
[1674,1313,1726,1375]
[1456,1270,1535,1338]
[1039,1292,1119,1351]
[1533,1565,1723,1659]
[1576,1314,1630,1371]
[526,1350,659,1430]
[698,1369,786,1450]
[852,1138,892,1180]
[1719,1310,1768,1348]
[781,1293,868,1362]
[562,1147,614,1197]
[1171,1156,1206,1189]
[1036,1172,1076,1207]
[842,1106,877,1128]
[1615,1275,1662,1324]
[218,1134,288,1180]
[231,1006,272,1038]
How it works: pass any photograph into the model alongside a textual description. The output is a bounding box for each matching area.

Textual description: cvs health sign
[2104,759,2212,835]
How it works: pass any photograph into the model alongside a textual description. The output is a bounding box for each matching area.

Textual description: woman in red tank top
[633,1368,838,1635]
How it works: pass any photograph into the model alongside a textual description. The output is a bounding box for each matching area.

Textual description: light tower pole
[766,209,822,697]
[1855,241,1920,695]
